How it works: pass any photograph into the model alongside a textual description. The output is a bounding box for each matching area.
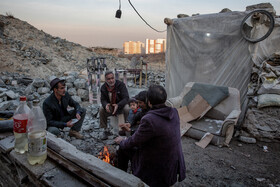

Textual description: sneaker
[69,130,84,139]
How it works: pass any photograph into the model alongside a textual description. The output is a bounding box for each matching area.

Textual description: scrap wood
[195,132,214,149]
[47,148,109,187]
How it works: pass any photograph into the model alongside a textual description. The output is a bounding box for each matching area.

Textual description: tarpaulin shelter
[165,9,280,111]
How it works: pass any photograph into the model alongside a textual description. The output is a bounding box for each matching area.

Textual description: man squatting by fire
[115,85,186,187]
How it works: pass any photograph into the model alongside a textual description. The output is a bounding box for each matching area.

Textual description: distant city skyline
[0,0,279,48]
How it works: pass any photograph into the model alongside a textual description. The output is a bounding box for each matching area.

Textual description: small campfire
[98,145,117,166]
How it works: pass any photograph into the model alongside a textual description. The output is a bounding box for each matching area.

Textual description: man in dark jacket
[43,78,86,139]
[115,85,186,187]
[99,71,129,139]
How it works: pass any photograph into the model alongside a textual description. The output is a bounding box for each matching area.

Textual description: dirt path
[176,136,280,186]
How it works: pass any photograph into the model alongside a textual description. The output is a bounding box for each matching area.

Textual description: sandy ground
[175,136,280,187]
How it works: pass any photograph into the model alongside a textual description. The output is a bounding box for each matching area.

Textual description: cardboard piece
[187,94,211,120]
[195,132,214,148]
[180,121,192,137]
[177,94,211,123]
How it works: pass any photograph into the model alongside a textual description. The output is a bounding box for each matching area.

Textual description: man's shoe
[69,130,84,139]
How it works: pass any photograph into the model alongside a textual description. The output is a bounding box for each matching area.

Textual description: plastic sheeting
[165,11,280,105]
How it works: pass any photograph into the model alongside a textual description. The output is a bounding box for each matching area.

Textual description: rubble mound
[0,14,127,79]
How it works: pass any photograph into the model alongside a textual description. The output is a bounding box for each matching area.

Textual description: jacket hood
[148,105,176,120]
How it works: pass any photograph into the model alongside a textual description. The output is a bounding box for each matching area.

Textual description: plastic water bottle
[13,96,30,154]
[27,100,47,165]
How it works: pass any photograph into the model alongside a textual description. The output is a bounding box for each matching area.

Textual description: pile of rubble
[242,52,280,142]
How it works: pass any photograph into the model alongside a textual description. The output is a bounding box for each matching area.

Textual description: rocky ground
[0,13,279,187]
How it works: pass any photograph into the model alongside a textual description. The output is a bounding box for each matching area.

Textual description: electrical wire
[128,0,166,33]
[119,0,121,10]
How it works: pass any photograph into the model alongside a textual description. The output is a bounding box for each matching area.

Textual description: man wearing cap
[43,78,86,139]
[99,70,129,140]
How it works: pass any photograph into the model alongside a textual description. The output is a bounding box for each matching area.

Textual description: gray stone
[77,89,88,100]
[4,90,18,100]
[24,84,36,95]
[74,79,86,89]
[0,87,8,93]
[0,101,11,111]
[66,75,75,83]
[66,82,73,89]
[68,88,77,96]
[37,87,50,95]
[32,78,45,88]
[72,96,82,103]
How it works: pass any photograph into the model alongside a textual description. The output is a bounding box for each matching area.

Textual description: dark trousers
[47,108,86,136]
[116,147,137,172]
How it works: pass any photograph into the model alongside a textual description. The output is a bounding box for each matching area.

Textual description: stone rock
[72,96,82,103]
[0,101,11,111]
[68,88,77,96]
[77,89,88,100]
[0,88,8,93]
[74,79,86,89]
[66,76,75,83]
[32,78,45,88]
[66,82,73,89]
[37,87,50,95]
[24,84,36,95]
[4,90,18,100]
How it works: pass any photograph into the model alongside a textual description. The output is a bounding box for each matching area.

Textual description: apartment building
[123,41,145,54]
[145,39,166,54]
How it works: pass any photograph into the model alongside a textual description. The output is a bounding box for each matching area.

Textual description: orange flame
[98,146,113,165]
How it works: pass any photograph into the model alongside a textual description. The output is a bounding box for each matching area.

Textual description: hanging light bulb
[115,0,122,18]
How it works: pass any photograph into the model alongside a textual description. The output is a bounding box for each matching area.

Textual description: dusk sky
[0,0,279,48]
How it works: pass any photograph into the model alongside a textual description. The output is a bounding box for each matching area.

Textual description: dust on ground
[176,137,280,186]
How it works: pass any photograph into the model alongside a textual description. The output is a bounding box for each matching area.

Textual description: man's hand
[66,120,74,127]
[114,136,126,144]
[105,104,111,113]
[112,104,118,115]
[76,113,81,120]
[119,123,131,131]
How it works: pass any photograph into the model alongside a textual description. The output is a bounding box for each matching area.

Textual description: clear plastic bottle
[13,96,30,154]
[27,100,47,165]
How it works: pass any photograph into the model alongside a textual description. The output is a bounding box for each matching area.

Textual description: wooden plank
[47,132,148,187]
[47,148,109,187]
[0,135,14,153]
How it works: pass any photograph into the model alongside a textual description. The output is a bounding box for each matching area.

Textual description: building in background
[123,41,145,54]
[145,39,166,54]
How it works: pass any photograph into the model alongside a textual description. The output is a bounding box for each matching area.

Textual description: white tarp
[166,10,280,105]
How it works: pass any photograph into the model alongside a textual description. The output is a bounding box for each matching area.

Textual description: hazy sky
[0,0,279,48]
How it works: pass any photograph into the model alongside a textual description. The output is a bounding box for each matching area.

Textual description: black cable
[128,0,166,33]
[119,0,121,10]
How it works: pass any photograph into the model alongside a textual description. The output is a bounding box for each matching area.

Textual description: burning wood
[98,145,116,166]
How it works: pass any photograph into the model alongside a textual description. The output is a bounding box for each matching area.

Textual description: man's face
[130,102,138,110]
[137,100,147,109]
[54,82,66,97]
[105,73,115,87]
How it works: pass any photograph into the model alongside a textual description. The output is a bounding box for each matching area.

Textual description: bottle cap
[20,96,27,101]
[33,99,40,106]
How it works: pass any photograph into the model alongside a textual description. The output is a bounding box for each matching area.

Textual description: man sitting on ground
[43,78,86,139]
[99,70,129,140]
